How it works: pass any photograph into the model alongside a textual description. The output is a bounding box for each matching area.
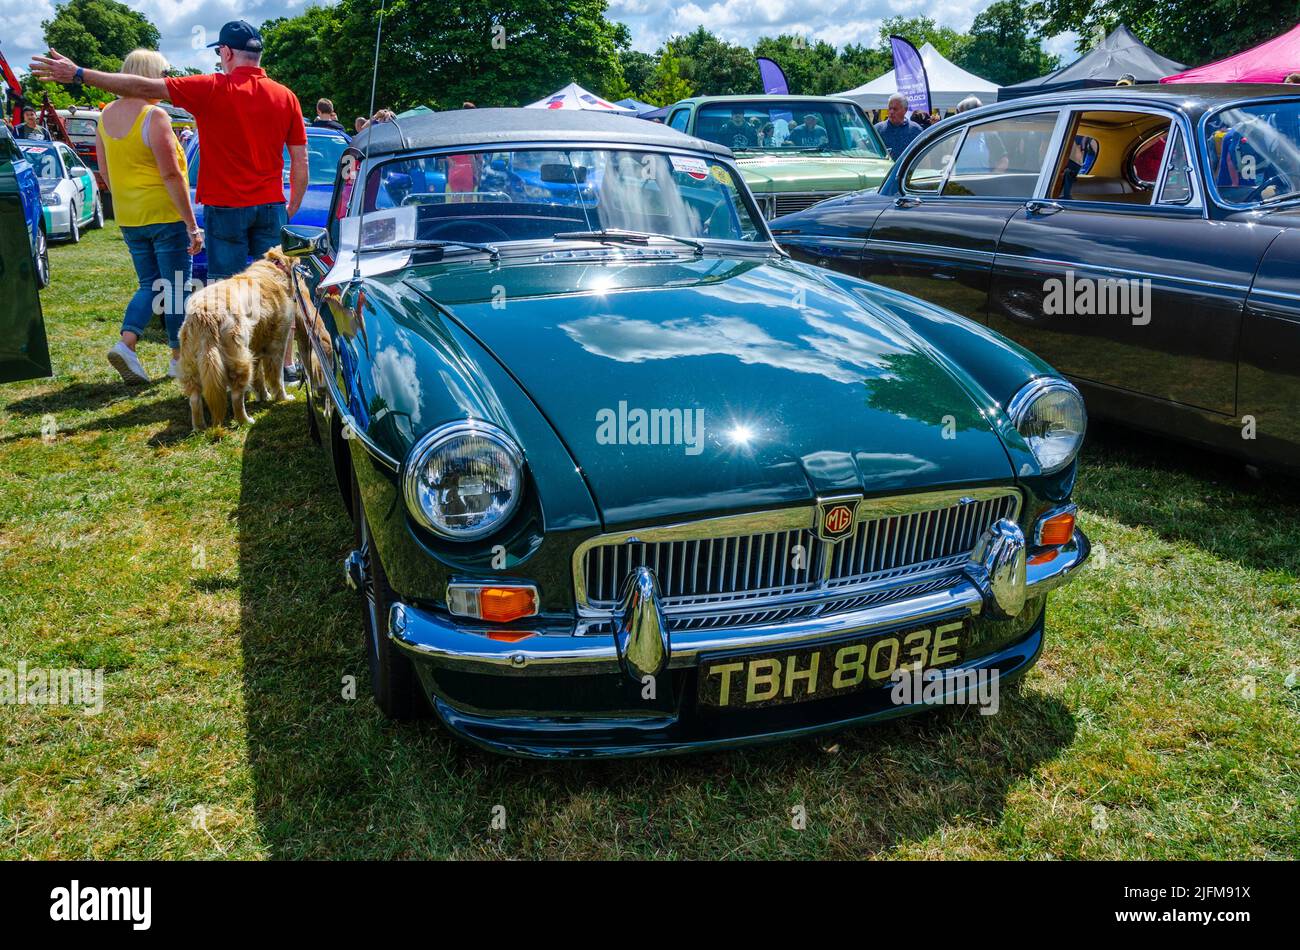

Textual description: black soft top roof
[351,107,731,159]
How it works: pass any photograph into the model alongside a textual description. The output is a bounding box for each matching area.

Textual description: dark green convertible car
[283,109,1090,757]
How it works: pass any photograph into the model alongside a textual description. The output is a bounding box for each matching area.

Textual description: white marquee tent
[525,82,635,112]
[839,43,1000,112]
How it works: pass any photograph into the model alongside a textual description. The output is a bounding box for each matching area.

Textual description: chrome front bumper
[390,528,1089,678]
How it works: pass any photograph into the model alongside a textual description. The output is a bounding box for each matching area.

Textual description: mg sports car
[771,85,1300,473]
[282,109,1089,757]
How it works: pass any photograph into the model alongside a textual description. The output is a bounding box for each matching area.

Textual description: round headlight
[1007,378,1086,474]
[402,421,524,540]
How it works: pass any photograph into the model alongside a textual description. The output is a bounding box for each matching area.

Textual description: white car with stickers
[18,141,103,244]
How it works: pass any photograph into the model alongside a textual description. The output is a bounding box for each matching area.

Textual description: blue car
[3,124,49,289]
[185,125,350,281]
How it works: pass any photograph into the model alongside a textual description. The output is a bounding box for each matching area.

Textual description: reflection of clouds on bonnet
[559,314,905,385]
[371,329,423,426]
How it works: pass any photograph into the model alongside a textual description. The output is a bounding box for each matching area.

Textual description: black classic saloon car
[281,109,1090,757]
[771,86,1300,472]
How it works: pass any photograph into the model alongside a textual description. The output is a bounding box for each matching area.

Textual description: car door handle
[894,196,923,209]
[1024,200,1063,216]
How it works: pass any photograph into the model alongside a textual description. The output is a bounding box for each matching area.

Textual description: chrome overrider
[962,518,1027,620]
[387,521,1089,678]
[615,567,670,681]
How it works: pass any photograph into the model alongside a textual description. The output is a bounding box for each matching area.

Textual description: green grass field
[0,223,1296,859]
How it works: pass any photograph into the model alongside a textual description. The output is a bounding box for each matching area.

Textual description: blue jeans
[121,220,192,350]
[205,203,288,280]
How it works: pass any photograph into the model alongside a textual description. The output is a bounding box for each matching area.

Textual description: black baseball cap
[207,20,263,52]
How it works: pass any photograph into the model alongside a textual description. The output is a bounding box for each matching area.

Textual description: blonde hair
[121,49,170,79]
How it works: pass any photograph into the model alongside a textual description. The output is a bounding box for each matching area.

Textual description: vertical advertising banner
[889,36,931,113]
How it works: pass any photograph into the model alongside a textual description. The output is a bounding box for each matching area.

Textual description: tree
[262,0,628,118]
[876,16,969,62]
[1029,0,1300,68]
[262,5,345,118]
[617,49,657,99]
[955,0,1059,86]
[42,0,160,72]
[643,50,693,106]
[664,27,758,96]
[752,35,846,95]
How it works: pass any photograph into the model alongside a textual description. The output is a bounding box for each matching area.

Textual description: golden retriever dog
[178,247,296,430]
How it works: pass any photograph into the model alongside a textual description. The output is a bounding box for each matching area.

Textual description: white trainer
[167,358,180,379]
[107,340,150,385]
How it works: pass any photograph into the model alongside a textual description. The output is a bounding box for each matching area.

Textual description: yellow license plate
[697,619,966,709]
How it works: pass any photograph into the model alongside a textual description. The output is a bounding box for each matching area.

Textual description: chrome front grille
[758,191,840,219]
[575,488,1021,622]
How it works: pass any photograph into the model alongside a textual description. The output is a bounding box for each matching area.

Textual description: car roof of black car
[986,83,1300,118]
[351,107,732,159]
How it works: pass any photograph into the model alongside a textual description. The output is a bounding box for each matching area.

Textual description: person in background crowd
[14,106,52,140]
[310,97,346,132]
[34,19,308,384]
[94,49,202,384]
[1284,73,1300,84]
[354,115,368,133]
[789,113,828,146]
[874,93,923,159]
[911,110,933,129]
[370,109,396,124]
[956,96,982,114]
[723,108,757,148]
[462,101,476,109]
[1116,73,1137,86]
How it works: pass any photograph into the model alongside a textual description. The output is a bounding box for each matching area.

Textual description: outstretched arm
[31,49,167,101]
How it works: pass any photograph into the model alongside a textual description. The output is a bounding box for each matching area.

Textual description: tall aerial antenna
[353,0,387,284]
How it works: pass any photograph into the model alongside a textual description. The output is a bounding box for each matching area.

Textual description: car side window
[902,129,961,194]
[1049,109,1177,206]
[1157,127,1194,204]
[668,109,689,132]
[944,112,1058,198]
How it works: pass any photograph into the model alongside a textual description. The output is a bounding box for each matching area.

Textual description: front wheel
[67,204,81,244]
[34,226,50,289]
[89,195,104,230]
[352,470,429,720]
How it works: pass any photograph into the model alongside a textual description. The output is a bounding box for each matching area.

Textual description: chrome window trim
[901,126,967,197]
[572,486,1023,615]
[867,238,995,264]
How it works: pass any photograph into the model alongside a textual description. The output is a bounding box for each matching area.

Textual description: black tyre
[304,380,321,445]
[352,470,429,720]
[34,226,50,289]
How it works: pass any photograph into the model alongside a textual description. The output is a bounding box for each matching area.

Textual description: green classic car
[283,108,1089,758]
[663,95,893,219]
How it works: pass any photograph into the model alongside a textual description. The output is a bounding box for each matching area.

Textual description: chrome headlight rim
[401,420,525,541]
[1006,376,1087,475]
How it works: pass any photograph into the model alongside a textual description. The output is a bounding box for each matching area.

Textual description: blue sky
[1,0,1080,80]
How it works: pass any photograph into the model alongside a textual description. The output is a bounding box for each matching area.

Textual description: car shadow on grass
[239,401,1076,859]
[1077,421,1300,576]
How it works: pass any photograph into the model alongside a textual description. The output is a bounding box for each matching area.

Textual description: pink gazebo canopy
[1162,23,1300,83]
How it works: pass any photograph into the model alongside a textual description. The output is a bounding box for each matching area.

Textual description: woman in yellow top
[96,49,203,384]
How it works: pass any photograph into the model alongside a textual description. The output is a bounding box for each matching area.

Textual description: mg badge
[818,500,857,543]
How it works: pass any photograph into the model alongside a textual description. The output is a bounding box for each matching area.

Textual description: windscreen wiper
[553,228,704,255]
[359,239,500,261]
